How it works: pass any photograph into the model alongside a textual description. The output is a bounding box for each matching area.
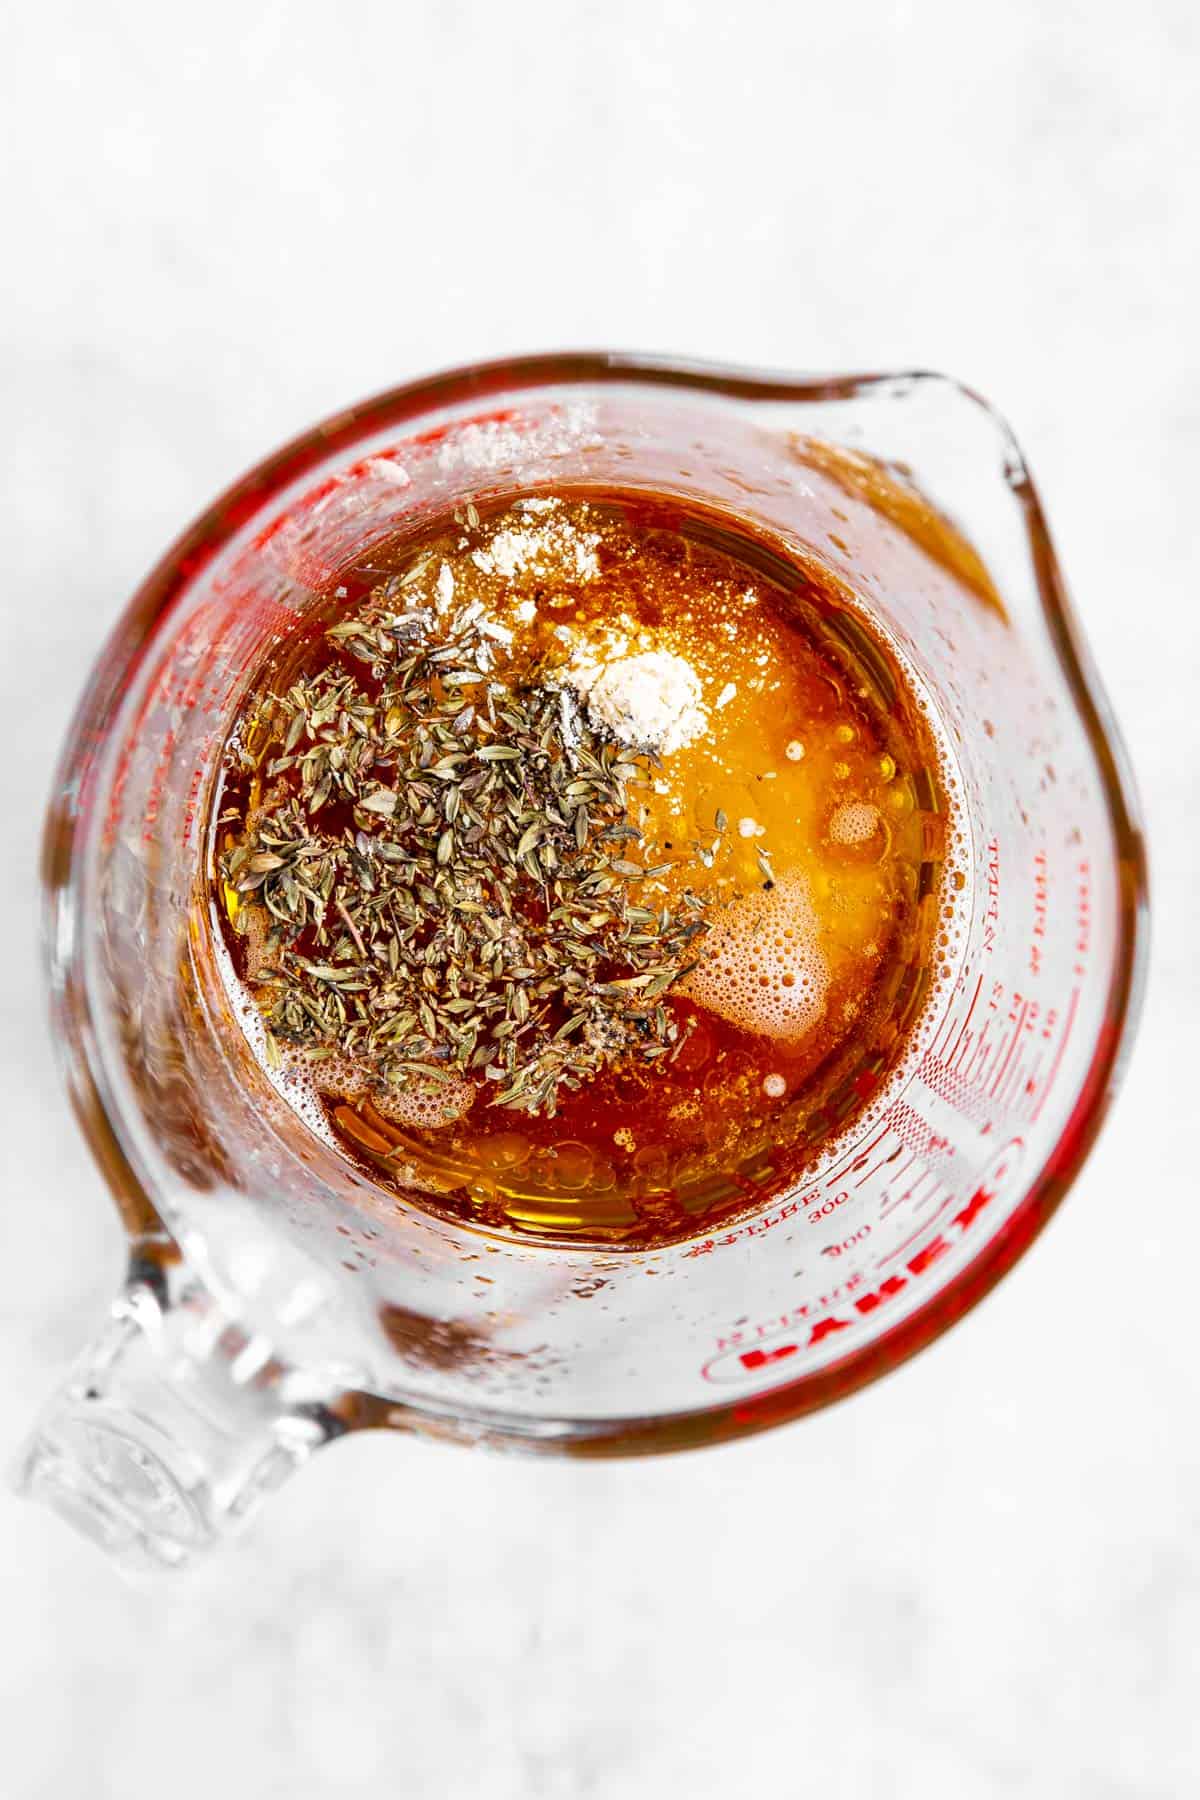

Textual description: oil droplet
[477,1132,532,1170]
[550,1142,594,1188]
[633,1145,670,1182]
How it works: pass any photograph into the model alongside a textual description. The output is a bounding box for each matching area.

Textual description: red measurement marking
[1020,1054,1044,1105]
[854,1155,892,1190]
[879,1194,953,1266]
[825,1122,891,1183]
[852,1275,908,1315]
[739,1344,799,1372]
[981,838,1001,955]
[718,1141,1026,1398]
[183,763,205,843]
[900,1167,936,1206]
[1030,987,1080,1124]
[941,973,983,1065]
[1074,860,1092,978]
[807,1315,852,1346]
[989,999,1028,1097]
[884,1149,917,1189]
[1029,850,1049,978]
[998,1008,1039,1110]
[951,1185,993,1230]
[996,1053,1028,1114]
[680,1197,807,1258]
[962,1026,993,1084]
[872,1149,911,1206]
[919,1051,994,1132]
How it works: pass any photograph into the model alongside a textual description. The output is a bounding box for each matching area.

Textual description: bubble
[679,870,829,1043]
[370,1075,475,1129]
[829,801,881,846]
[476,1132,532,1171]
[300,1046,475,1130]
[550,1142,594,1189]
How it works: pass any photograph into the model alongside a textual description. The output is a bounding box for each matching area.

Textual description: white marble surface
[1,2,1197,1793]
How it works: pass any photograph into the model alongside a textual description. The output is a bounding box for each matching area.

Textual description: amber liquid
[210,490,953,1246]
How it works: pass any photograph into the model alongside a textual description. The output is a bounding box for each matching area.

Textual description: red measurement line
[826,1122,891,1182]
[876,1150,916,1191]
[998,1053,1028,1112]
[1031,988,1081,1124]
[963,1029,991,1083]
[989,1001,1028,1097]
[1019,1053,1044,1116]
[992,1045,1022,1112]
[855,1147,902,1189]
[880,1193,953,1265]
[1005,1043,1039,1112]
[941,974,983,1065]
[879,1180,929,1219]
[895,1169,934,1210]
[880,1179,933,1222]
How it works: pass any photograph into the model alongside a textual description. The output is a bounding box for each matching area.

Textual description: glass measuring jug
[19,355,1147,1569]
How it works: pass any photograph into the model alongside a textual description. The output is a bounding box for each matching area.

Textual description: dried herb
[219,584,712,1118]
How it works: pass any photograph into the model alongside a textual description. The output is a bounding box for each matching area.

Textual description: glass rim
[48,350,1150,1455]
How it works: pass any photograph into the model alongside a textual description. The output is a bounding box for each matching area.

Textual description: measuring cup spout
[13,1264,338,1571]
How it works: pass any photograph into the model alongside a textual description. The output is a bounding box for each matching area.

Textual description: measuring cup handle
[13,1262,339,1572]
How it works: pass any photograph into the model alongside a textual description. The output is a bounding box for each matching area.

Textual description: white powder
[564,646,708,755]
[472,517,600,582]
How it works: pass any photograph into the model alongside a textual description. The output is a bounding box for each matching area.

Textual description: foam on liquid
[679,872,829,1042]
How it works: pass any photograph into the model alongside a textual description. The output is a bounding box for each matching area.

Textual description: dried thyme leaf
[216,578,727,1119]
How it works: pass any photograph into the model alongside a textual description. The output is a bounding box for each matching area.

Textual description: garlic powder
[564,646,708,755]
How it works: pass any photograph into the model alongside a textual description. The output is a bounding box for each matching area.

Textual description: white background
[1,3,1197,1795]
